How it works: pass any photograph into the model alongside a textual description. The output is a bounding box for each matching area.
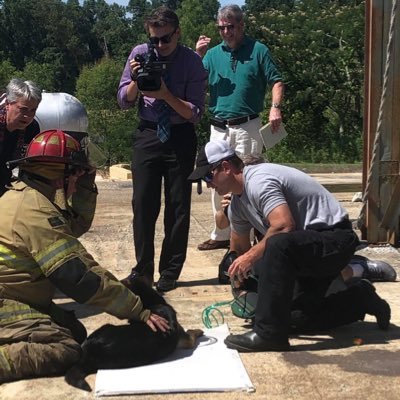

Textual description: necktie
[157,71,171,143]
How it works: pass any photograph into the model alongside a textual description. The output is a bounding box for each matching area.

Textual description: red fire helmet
[10,129,89,168]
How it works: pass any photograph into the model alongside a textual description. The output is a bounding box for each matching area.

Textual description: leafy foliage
[245,0,365,162]
[177,0,219,49]
[0,60,17,89]
[76,58,138,164]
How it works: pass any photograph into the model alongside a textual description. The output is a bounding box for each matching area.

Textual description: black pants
[131,122,197,280]
[254,224,360,339]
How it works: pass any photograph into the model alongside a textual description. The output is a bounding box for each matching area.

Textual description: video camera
[132,43,170,91]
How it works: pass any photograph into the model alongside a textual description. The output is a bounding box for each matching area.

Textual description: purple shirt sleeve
[117,44,208,125]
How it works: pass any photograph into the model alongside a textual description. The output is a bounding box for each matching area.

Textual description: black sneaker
[359,279,391,330]
[156,276,176,292]
[350,255,397,282]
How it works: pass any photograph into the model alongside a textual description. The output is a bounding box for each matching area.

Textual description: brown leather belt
[210,114,259,129]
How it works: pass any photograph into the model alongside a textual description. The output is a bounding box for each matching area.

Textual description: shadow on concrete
[284,328,400,376]
[287,321,400,351]
[178,278,220,287]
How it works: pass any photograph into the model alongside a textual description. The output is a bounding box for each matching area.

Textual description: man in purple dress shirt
[117,6,207,292]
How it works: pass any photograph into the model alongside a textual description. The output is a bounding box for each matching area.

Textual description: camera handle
[130,55,143,81]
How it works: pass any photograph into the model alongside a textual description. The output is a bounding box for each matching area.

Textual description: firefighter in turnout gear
[0,130,169,383]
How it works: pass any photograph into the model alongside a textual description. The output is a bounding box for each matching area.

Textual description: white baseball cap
[188,139,236,181]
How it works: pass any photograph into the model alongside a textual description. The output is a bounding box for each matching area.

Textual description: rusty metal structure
[362,0,400,245]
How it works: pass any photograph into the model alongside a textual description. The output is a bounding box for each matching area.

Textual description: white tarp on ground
[95,324,255,396]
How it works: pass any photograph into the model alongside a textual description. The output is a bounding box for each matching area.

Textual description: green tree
[244,0,295,14]
[177,0,220,49]
[246,0,365,163]
[75,57,137,164]
[22,62,58,91]
[151,0,182,10]
[83,0,136,63]
[0,0,95,92]
[0,60,16,89]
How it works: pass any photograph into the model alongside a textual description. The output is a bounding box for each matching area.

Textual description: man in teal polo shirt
[196,4,284,252]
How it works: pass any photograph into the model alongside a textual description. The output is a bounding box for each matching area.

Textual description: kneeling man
[188,139,390,352]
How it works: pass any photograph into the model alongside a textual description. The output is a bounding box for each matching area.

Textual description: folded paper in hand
[259,122,288,149]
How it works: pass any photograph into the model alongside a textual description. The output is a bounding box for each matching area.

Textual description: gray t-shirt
[229,163,348,236]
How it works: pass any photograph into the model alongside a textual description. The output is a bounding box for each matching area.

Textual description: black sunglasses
[149,28,177,46]
[202,171,214,183]
[202,161,225,183]
[217,24,235,32]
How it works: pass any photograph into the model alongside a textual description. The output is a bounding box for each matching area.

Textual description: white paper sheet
[95,324,255,396]
[259,122,288,149]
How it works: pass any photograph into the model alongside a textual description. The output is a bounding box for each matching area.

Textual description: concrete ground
[1,172,400,400]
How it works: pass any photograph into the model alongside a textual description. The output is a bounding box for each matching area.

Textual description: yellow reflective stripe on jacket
[0,346,13,375]
[0,302,49,325]
[0,244,38,272]
[34,238,81,274]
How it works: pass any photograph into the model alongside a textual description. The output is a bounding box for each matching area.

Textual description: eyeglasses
[149,28,177,46]
[202,162,223,183]
[217,24,235,32]
[202,171,214,183]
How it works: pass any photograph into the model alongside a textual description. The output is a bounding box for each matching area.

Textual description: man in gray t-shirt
[229,162,348,237]
[189,139,391,352]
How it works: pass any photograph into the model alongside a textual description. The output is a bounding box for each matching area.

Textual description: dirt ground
[1,172,400,400]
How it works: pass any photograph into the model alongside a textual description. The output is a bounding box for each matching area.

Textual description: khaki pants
[210,118,263,241]
[209,118,263,241]
[0,299,81,383]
